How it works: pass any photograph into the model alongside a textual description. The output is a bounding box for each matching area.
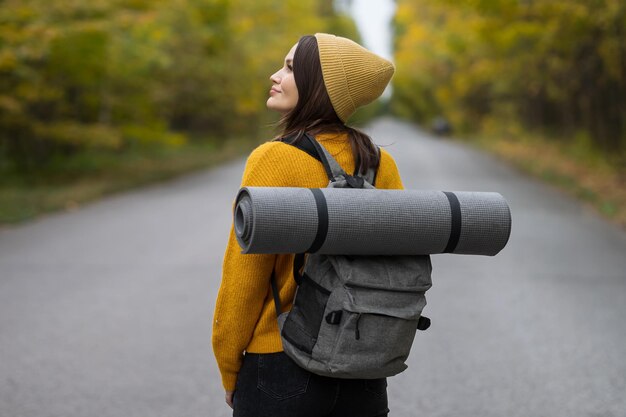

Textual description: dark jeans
[233,352,389,417]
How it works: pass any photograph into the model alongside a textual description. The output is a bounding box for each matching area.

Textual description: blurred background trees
[392,0,626,165]
[0,0,359,173]
[2,0,624,223]
[7,0,622,173]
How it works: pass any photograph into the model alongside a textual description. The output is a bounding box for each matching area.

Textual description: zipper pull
[355,314,362,340]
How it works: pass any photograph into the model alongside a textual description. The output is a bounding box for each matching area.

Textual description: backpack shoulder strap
[280,133,379,185]
[280,134,321,163]
[304,133,347,181]
[363,147,379,186]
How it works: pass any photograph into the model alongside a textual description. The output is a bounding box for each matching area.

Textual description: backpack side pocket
[281,273,331,354]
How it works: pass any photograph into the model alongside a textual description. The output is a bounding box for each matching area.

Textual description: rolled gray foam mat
[234,187,511,256]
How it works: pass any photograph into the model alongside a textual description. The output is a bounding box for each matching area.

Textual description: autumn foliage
[392,0,626,162]
[0,0,359,172]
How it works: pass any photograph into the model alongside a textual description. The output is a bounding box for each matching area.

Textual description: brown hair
[275,35,379,175]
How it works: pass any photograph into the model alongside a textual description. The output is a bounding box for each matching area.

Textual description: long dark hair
[275,35,379,174]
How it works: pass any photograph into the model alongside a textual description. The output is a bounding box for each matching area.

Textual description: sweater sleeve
[376,148,405,190]
[211,142,286,391]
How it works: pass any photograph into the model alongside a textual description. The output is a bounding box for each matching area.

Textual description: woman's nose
[270,71,281,84]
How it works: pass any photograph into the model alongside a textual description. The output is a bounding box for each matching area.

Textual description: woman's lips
[270,88,281,95]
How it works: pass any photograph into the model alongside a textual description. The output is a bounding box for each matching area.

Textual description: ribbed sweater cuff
[222,372,237,392]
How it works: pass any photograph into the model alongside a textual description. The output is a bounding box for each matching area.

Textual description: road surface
[1,117,625,417]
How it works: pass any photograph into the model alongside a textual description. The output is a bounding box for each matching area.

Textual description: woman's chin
[266,100,284,113]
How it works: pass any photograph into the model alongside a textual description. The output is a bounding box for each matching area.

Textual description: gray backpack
[272,133,432,379]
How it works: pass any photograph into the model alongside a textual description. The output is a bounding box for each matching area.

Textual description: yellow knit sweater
[212,132,404,391]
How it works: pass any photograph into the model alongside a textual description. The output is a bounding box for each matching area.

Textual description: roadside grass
[0,112,381,227]
[0,136,257,225]
[465,129,626,228]
[4,117,623,230]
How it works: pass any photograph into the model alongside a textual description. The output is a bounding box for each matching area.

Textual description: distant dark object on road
[431,116,452,136]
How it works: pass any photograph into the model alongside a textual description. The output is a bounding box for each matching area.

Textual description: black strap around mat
[270,273,282,318]
[279,133,381,294]
[306,188,329,253]
[271,253,305,318]
[443,191,462,253]
[271,187,328,316]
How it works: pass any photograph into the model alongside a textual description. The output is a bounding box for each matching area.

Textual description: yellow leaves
[0,49,17,72]
[394,3,413,24]
[236,96,262,116]
[1,0,369,171]
[598,38,624,82]
[150,28,165,42]
[10,5,38,22]
[14,83,62,103]
[232,16,254,35]
[121,124,187,147]
[33,122,123,149]
[0,95,22,115]
[393,0,626,161]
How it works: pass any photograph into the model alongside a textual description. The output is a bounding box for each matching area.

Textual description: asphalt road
[1,117,625,417]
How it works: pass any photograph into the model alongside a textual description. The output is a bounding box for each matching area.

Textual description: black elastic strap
[270,273,282,318]
[293,253,305,286]
[443,191,462,253]
[304,134,334,180]
[306,188,329,253]
[281,133,321,162]
[274,254,305,319]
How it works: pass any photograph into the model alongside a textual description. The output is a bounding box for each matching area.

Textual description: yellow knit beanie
[314,33,395,122]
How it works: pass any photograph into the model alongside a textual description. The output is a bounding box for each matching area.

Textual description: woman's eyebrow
[285,58,293,65]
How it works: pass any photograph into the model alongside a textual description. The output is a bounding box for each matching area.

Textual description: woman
[212,33,403,417]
